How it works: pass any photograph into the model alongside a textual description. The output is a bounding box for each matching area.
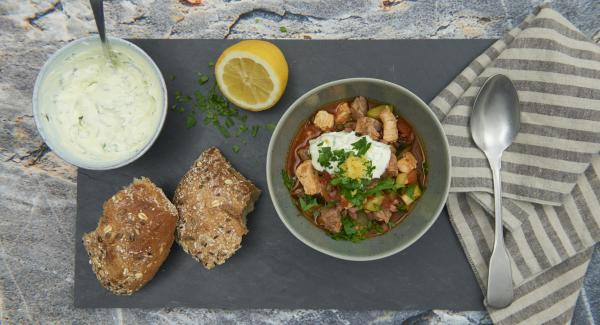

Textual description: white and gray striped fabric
[430,6,600,324]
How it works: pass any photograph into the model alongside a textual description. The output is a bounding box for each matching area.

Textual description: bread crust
[82,177,178,295]
[174,147,260,269]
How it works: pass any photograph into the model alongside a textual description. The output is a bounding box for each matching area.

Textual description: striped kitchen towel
[430,6,600,324]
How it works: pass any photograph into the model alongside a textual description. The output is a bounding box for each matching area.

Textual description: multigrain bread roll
[82,177,178,295]
[174,147,260,269]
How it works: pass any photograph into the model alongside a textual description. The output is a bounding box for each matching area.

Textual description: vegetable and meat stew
[283,96,427,242]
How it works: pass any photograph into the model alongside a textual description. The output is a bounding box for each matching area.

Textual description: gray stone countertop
[1,0,599,324]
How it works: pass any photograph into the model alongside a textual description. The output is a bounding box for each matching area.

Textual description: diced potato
[395,172,408,188]
[313,110,334,131]
[367,105,389,119]
[397,152,417,173]
[295,160,321,195]
[365,195,384,212]
[334,102,352,124]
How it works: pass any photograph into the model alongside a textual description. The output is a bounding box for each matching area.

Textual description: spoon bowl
[471,75,520,155]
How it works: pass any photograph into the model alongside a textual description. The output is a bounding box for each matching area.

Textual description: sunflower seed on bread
[174,147,260,269]
[82,177,178,295]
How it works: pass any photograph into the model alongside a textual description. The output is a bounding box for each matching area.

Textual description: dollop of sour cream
[36,39,163,167]
[308,131,391,179]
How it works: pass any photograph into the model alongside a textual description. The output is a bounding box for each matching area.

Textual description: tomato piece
[406,169,418,184]
[397,117,414,144]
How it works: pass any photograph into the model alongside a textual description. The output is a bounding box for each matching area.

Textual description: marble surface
[1,0,599,324]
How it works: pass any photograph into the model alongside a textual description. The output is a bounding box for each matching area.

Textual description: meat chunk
[350,96,368,120]
[295,160,322,195]
[379,106,398,143]
[372,210,392,223]
[313,110,334,131]
[317,207,342,233]
[355,117,382,140]
[397,152,418,173]
[397,117,415,144]
[297,147,311,161]
[334,102,352,124]
[386,152,398,176]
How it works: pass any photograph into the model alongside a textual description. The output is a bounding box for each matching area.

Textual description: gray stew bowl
[266,78,450,261]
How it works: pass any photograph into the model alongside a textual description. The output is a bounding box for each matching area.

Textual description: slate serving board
[75,39,494,310]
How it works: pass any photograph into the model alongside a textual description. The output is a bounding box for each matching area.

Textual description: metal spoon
[470,74,520,308]
[89,0,114,63]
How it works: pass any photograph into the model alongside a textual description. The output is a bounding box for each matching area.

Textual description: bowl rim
[266,77,451,261]
[32,35,168,170]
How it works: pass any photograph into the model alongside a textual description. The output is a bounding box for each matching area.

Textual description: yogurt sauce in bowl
[33,36,167,170]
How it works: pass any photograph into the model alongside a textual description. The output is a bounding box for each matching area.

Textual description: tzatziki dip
[34,37,165,169]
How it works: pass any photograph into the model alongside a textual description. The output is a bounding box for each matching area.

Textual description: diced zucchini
[401,184,422,206]
[395,172,409,188]
[401,194,414,206]
[366,105,390,119]
[365,195,384,212]
[413,184,422,199]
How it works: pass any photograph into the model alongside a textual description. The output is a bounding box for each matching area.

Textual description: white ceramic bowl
[32,36,167,170]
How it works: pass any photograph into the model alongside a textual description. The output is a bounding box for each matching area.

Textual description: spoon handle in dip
[90,0,107,43]
[486,153,514,308]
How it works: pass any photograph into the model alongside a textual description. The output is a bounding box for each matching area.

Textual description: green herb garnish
[281,170,295,190]
[299,195,319,211]
[365,177,396,196]
[330,216,383,243]
[232,144,240,153]
[251,125,260,137]
[198,74,209,85]
[279,26,287,33]
[351,137,371,156]
[208,61,215,67]
[185,115,197,128]
[266,123,276,131]
[405,184,417,199]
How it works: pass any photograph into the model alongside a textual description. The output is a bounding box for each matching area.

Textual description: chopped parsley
[251,125,260,137]
[232,144,240,153]
[171,61,283,153]
[365,177,396,196]
[299,195,319,211]
[279,26,287,33]
[198,73,209,85]
[317,147,349,170]
[185,115,197,128]
[351,137,371,156]
[281,169,295,190]
[405,184,417,199]
[330,217,384,242]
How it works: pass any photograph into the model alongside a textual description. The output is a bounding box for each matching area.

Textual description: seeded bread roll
[82,177,178,295]
[174,147,261,269]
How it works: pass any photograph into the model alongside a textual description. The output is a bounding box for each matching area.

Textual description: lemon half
[215,40,289,111]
